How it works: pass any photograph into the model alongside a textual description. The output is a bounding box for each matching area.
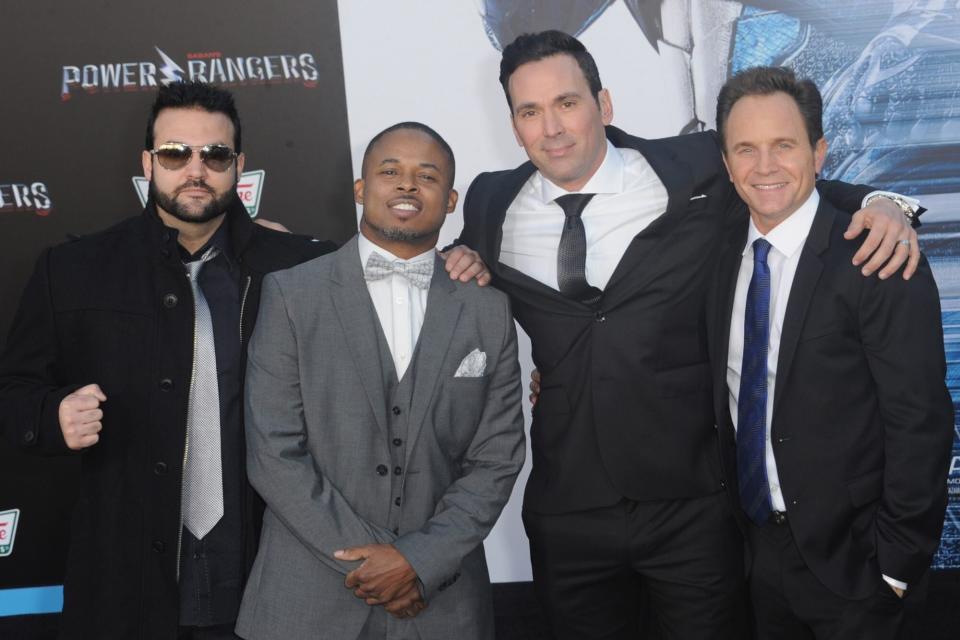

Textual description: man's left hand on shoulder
[844,196,920,280]
[440,245,491,285]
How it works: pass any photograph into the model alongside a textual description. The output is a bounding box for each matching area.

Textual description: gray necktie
[180,247,223,540]
[555,193,602,304]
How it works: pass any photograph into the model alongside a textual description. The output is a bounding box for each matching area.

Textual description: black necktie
[555,193,601,304]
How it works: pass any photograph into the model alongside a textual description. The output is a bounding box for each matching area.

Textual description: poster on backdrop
[338,0,960,581]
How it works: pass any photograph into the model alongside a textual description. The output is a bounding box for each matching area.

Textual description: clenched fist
[59,384,107,450]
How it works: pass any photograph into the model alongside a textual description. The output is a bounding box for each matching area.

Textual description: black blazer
[460,125,872,514]
[707,197,953,598]
[0,196,335,639]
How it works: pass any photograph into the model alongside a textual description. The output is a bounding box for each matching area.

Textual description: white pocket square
[690,194,708,201]
[454,348,487,378]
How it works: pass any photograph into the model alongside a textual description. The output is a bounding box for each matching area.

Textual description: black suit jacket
[460,125,872,514]
[707,197,953,598]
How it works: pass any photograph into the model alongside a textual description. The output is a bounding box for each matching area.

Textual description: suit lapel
[772,202,834,419]
[486,163,536,272]
[714,215,749,422]
[330,236,389,438]
[405,256,463,465]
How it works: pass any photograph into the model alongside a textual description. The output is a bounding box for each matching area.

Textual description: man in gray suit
[235,122,526,640]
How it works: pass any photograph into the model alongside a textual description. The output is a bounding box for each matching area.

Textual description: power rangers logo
[61,46,319,100]
[0,182,53,216]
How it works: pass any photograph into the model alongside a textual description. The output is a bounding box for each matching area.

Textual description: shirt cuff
[861,191,920,214]
[882,574,907,591]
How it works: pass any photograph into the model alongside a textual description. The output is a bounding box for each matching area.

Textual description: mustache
[176,179,215,195]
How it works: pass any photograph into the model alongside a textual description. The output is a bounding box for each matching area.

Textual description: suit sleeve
[859,257,954,584]
[244,272,398,575]
[392,296,525,600]
[0,249,81,455]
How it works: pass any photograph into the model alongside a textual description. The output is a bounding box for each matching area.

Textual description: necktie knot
[185,246,220,281]
[364,251,433,289]
[555,193,595,225]
[752,238,772,265]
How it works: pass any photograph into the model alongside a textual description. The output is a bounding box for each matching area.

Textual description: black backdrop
[0,0,355,595]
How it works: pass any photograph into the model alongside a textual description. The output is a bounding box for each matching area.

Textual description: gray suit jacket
[235,236,525,640]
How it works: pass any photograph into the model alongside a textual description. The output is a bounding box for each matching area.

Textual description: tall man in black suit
[708,66,953,639]
[457,30,923,639]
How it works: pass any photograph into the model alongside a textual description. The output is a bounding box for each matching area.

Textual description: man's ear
[142,150,153,180]
[353,178,365,205]
[446,188,459,214]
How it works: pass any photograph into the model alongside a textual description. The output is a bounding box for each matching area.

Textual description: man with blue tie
[709,66,954,638]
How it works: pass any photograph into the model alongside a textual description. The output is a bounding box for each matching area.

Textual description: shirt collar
[357,232,435,268]
[179,216,235,266]
[743,188,820,259]
[538,140,623,204]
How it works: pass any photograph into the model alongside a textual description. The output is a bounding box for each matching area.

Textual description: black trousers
[523,491,746,640]
[745,516,905,640]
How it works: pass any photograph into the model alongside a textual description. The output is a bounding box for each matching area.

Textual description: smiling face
[355,128,458,259]
[722,92,827,234]
[141,107,244,227]
[508,54,613,192]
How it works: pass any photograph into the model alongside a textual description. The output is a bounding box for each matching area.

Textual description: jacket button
[392,406,401,416]
[392,438,403,447]
[162,293,178,308]
[376,464,388,476]
[159,378,173,391]
[719,480,726,489]
[23,431,36,443]
[154,461,168,475]
[152,540,165,553]
[594,311,606,323]
[394,497,402,506]
[394,466,403,476]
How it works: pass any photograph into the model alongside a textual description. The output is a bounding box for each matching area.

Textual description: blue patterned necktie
[737,238,773,526]
[364,251,433,289]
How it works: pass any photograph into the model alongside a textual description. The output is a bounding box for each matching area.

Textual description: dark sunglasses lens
[200,145,235,172]
[155,145,192,170]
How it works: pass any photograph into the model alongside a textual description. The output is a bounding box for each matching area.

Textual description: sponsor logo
[0,182,53,216]
[62,46,319,100]
[0,508,20,557]
[132,170,265,218]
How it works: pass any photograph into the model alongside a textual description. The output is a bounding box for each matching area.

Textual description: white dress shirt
[726,189,906,590]
[358,234,432,379]
[499,140,669,291]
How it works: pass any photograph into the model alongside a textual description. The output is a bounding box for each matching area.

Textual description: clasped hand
[335,544,426,619]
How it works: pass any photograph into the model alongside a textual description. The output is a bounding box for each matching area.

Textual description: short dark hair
[499,30,603,112]
[716,66,823,152]
[145,81,242,152]
[361,122,456,188]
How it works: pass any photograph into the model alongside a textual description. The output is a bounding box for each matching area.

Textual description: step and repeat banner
[2,0,959,624]
[0,0,356,617]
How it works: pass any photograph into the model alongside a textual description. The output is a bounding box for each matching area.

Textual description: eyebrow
[514,92,584,114]
[378,158,441,171]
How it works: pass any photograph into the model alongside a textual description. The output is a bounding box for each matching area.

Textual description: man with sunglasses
[0,81,335,640]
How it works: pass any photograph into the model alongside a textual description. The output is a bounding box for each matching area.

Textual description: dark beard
[150,178,234,224]
[361,215,443,244]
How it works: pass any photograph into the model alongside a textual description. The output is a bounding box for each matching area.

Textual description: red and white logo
[132,170,265,218]
[0,508,20,557]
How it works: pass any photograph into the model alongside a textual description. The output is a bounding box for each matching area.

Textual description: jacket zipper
[239,275,252,345]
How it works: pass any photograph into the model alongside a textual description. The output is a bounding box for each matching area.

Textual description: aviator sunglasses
[149,142,238,172]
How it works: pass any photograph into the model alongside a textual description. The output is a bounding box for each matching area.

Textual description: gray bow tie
[364,251,433,289]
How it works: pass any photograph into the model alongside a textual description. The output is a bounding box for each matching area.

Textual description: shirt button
[395,297,404,305]
[392,406,402,416]
[376,464,388,476]
[394,497,402,506]
[159,378,173,391]
[394,466,402,476]
[393,438,403,446]
[163,293,178,308]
